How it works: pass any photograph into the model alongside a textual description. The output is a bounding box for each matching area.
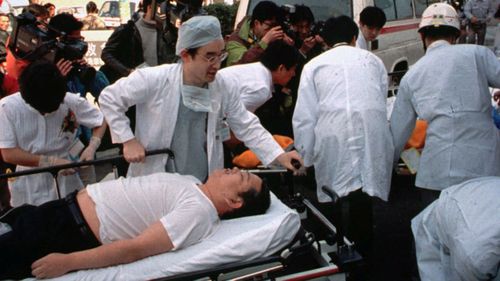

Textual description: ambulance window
[246,0,352,21]
[396,0,413,19]
[374,0,396,21]
[415,0,441,17]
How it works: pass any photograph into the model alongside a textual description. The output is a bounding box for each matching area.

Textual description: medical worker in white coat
[0,61,106,207]
[390,3,500,209]
[292,16,393,263]
[412,177,500,281]
[218,40,300,113]
[99,16,302,180]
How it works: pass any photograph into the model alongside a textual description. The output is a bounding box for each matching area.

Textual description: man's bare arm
[31,221,174,279]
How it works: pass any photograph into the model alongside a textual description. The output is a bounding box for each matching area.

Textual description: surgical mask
[181,84,219,112]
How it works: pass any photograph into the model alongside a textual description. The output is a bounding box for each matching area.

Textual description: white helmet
[418,3,460,33]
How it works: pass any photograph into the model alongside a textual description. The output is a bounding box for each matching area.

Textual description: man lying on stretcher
[0,168,270,279]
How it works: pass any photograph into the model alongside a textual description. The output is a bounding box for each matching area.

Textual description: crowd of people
[0,0,498,280]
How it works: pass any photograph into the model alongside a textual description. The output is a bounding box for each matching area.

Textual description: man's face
[291,20,312,41]
[0,16,9,31]
[66,30,84,41]
[210,168,263,210]
[182,39,226,85]
[253,18,278,39]
[273,65,296,86]
[360,23,381,42]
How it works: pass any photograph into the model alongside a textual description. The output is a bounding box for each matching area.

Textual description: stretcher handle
[0,149,174,180]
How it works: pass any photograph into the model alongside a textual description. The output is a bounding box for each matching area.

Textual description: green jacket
[226,17,268,66]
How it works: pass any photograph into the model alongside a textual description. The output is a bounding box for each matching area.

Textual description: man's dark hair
[49,13,83,34]
[43,3,55,10]
[86,1,98,14]
[260,40,300,71]
[251,1,282,27]
[142,0,152,10]
[359,6,386,29]
[289,4,314,25]
[23,4,49,18]
[221,178,271,220]
[19,61,67,114]
[321,16,359,47]
[419,26,460,40]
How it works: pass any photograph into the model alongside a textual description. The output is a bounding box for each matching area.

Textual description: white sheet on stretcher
[38,193,300,281]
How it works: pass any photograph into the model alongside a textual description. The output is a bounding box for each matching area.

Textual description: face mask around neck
[181,84,219,112]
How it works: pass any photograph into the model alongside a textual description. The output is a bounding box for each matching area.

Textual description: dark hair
[19,61,67,114]
[321,16,359,47]
[185,47,200,58]
[142,0,152,10]
[289,4,314,25]
[221,178,271,220]
[43,3,55,10]
[359,6,386,29]
[419,25,460,40]
[24,4,49,18]
[260,40,300,71]
[251,1,283,27]
[49,13,83,34]
[86,1,98,14]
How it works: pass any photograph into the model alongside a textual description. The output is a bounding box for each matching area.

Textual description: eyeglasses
[198,51,228,64]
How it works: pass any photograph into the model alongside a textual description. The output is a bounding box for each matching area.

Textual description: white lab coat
[293,45,393,202]
[0,93,103,206]
[99,63,283,177]
[390,41,500,190]
[412,177,500,281]
[356,34,369,50]
[217,62,273,113]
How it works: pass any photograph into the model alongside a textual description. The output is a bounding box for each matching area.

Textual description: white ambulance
[235,0,442,88]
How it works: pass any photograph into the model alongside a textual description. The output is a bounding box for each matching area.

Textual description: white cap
[419,3,460,33]
[175,15,223,55]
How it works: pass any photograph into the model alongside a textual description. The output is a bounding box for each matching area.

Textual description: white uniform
[356,34,369,50]
[293,45,393,202]
[87,173,219,250]
[99,63,283,177]
[217,62,273,113]
[390,41,500,190]
[412,177,500,281]
[0,93,103,206]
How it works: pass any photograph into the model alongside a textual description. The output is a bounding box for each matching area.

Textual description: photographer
[226,1,293,67]
[47,13,109,145]
[47,13,109,101]
[288,5,324,60]
[6,4,49,79]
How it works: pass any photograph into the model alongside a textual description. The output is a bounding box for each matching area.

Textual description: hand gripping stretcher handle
[0,148,175,198]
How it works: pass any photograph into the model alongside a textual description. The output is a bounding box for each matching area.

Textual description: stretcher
[0,151,358,281]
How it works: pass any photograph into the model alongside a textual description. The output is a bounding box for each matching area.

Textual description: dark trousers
[468,23,487,45]
[333,188,374,260]
[0,192,100,279]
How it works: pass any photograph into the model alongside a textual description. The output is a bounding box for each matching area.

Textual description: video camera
[163,0,205,27]
[8,12,96,83]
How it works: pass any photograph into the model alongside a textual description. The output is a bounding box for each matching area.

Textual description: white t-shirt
[86,173,219,250]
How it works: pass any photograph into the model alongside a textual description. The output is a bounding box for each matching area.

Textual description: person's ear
[179,49,191,63]
[226,196,243,210]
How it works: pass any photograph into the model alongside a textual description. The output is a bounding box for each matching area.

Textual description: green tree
[205,2,239,36]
